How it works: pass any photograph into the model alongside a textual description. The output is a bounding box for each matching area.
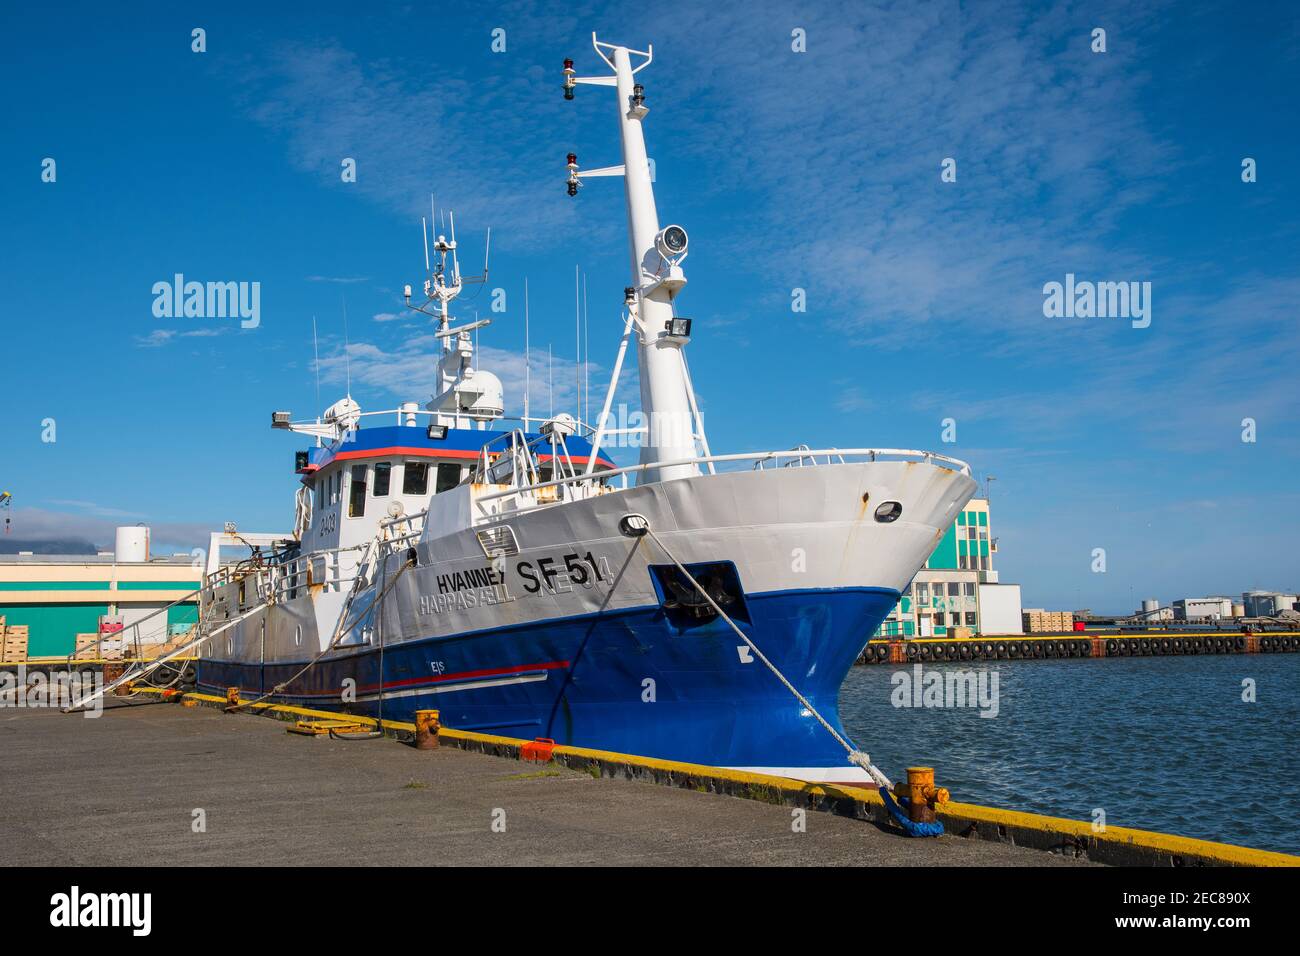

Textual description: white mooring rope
[639,524,894,791]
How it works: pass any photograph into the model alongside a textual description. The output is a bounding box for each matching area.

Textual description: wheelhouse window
[348,465,367,518]
[435,462,461,494]
[373,462,391,497]
[403,461,429,496]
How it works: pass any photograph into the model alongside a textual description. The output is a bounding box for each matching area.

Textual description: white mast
[565,36,703,484]
[402,212,500,430]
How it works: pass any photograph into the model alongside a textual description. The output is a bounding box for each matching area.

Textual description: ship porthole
[874,501,903,523]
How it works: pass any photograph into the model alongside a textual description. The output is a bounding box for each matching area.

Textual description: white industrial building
[1172,597,1235,621]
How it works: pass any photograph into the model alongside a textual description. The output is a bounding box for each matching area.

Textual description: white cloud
[135,327,232,348]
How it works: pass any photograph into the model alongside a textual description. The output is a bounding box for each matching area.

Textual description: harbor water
[839,653,1300,854]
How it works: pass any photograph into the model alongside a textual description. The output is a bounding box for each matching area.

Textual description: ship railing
[375,509,427,556]
[471,428,541,488]
[773,444,848,468]
[470,447,971,521]
[225,543,369,605]
[468,428,590,505]
[349,407,599,439]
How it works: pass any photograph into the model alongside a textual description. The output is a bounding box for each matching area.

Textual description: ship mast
[403,211,501,430]
[565,35,704,484]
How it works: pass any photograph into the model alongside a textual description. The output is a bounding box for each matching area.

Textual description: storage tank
[115,526,150,563]
[1141,599,1159,614]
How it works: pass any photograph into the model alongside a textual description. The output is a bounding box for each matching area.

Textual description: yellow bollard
[225,686,240,707]
[414,709,441,750]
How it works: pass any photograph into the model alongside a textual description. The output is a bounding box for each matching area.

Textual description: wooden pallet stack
[1,623,29,663]
[72,633,101,661]
[1022,609,1074,633]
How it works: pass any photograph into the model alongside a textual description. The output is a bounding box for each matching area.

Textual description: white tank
[115,526,150,563]
[1141,599,1159,613]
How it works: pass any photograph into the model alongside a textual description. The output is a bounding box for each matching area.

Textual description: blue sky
[1,0,1296,613]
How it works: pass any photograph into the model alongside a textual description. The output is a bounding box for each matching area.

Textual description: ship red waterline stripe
[357,660,570,695]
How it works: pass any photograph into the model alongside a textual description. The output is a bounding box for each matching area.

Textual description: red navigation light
[563,58,576,100]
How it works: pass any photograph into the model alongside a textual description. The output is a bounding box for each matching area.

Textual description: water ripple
[838,654,1300,854]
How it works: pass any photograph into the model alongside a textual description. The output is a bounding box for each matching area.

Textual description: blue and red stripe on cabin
[295,424,615,475]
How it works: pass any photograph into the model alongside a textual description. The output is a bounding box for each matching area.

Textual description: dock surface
[0,703,1091,866]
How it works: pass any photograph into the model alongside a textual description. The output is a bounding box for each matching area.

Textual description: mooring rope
[638,520,946,837]
[879,789,945,837]
[226,542,415,714]
[636,523,894,791]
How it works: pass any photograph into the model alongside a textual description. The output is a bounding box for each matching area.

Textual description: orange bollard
[414,709,441,750]
[225,686,240,707]
[905,767,939,824]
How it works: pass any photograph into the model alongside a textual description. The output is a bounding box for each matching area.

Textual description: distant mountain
[0,538,101,555]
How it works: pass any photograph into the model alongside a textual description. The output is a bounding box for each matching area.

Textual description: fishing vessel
[190,36,976,786]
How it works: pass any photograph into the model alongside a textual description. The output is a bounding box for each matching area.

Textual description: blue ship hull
[197,586,897,774]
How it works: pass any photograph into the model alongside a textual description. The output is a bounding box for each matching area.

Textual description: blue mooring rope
[879,787,945,838]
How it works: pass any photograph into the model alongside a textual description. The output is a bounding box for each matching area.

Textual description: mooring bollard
[225,686,240,707]
[905,767,940,824]
[414,709,440,750]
